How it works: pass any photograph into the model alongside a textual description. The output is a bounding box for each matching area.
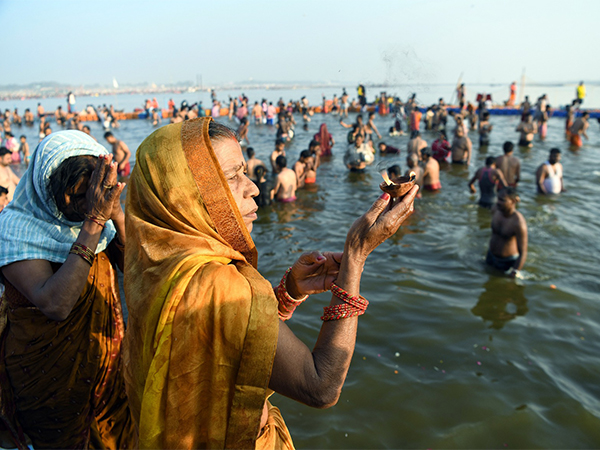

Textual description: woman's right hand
[85,154,125,221]
[343,186,419,264]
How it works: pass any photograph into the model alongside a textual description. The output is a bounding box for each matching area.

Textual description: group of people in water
[0,82,593,449]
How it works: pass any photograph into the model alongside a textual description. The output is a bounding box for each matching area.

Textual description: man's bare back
[496,154,520,187]
[272,167,297,201]
[451,135,471,163]
[407,137,427,160]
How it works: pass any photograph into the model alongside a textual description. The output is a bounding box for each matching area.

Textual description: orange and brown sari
[124,118,294,449]
[0,252,136,449]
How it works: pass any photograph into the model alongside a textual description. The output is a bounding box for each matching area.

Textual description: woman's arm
[1,156,124,321]
[269,187,418,408]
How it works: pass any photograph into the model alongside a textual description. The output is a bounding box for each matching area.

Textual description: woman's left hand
[286,251,343,298]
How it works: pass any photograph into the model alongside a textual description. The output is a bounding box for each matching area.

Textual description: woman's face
[212,138,259,233]
[61,174,90,222]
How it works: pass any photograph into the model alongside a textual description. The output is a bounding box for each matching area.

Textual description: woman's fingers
[363,192,392,224]
[102,160,118,193]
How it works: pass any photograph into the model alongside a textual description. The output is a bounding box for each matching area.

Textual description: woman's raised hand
[286,251,343,298]
[85,154,125,221]
[344,186,419,264]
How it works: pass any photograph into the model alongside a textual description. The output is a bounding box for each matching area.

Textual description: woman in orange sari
[0,131,136,449]
[124,118,418,449]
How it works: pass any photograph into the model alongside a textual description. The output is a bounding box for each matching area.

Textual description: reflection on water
[472,277,529,329]
[7,98,600,448]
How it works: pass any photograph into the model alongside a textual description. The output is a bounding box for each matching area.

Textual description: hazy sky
[2,0,598,87]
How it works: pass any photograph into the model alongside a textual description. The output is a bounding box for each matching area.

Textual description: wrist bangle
[85,217,106,229]
[69,242,95,266]
[275,267,308,321]
[321,282,369,321]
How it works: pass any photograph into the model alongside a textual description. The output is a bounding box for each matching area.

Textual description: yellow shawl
[124,118,283,449]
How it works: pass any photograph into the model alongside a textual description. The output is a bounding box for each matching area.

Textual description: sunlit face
[212,138,259,233]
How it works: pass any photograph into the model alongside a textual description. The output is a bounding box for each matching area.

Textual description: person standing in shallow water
[495,141,521,188]
[536,148,564,195]
[486,187,528,278]
[122,118,418,448]
[469,156,508,208]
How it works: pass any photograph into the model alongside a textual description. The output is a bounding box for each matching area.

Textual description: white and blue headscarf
[0,130,116,268]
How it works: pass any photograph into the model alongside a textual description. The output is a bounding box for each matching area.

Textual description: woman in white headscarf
[0,131,136,449]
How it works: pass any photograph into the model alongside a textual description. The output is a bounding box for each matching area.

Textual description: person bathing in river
[535,148,565,195]
[569,111,589,148]
[420,147,441,192]
[516,113,537,148]
[104,131,131,178]
[495,141,520,188]
[469,156,508,208]
[271,155,297,202]
[487,187,527,278]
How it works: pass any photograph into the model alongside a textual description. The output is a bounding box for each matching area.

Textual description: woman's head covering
[0,130,115,268]
[314,123,332,156]
[124,118,278,449]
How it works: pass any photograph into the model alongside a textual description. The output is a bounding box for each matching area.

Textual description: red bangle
[85,217,106,229]
[275,267,308,321]
[321,282,369,321]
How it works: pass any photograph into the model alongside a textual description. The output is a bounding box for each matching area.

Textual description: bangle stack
[69,243,95,266]
[321,282,369,321]
[84,213,107,229]
[275,267,308,321]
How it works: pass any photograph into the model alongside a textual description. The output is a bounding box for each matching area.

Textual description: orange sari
[124,118,293,449]
[0,252,136,449]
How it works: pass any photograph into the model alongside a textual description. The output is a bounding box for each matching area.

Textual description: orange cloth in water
[570,133,582,147]
[0,252,136,449]
[124,118,292,449]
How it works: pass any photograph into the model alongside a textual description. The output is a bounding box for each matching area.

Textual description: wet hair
[500,186,518,200]
[246,147,255,157]
[254,165,267,180]
[0,186,7,196]
[550,148,561,156]
[0,147,11,157]
[300,150,310,159]
[421,147,432,157]
[388,165,401,178]
[20,135,27,140]
[309,140,320,150]
[104,131,114,139]
[485,156,496,167]
[275,155,287,168]
[356,114,363,122]
[582,112,589,117]
[208,120,238,143]
[482,112,490,120]
[503,141,514,153]
[82,125,91,132]
[378,142,386,149]
[48,156,96,214]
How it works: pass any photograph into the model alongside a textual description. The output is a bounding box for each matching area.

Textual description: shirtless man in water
[516,113,537,148]
[271,155,297,202]
[495,141,521,187]
[569,112,589,148]
[420,147,441,191]
[270,138,286,174]
[293,151,310,188]
[451,126,472,164]
[0,147,20,202]
[246,147,266,182]
[103,131,132,177]
[407,131,427,160]
[487,188,527,278]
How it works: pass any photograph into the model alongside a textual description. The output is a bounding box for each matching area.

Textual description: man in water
[535,148,564,195]
[569,112,589,148]
[478,111,493,147]
[405,153,423,190]
[487,187,527,277]
[469,156,508,208]
[19,135,30,167]
[451,126,472,164]
[407,131,427,160]
[293,150,311,188]
[246,147,267,182]
[343,134,373,172]
[103,131,132,178]
[271,155,297,202]
[516,113,537,148]
[0,147,20,202]
[420,147,441,192]
[270,138,286,174]
[495,141,521,187]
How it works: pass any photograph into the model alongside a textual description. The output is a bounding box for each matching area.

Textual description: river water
[6,90,600,448]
